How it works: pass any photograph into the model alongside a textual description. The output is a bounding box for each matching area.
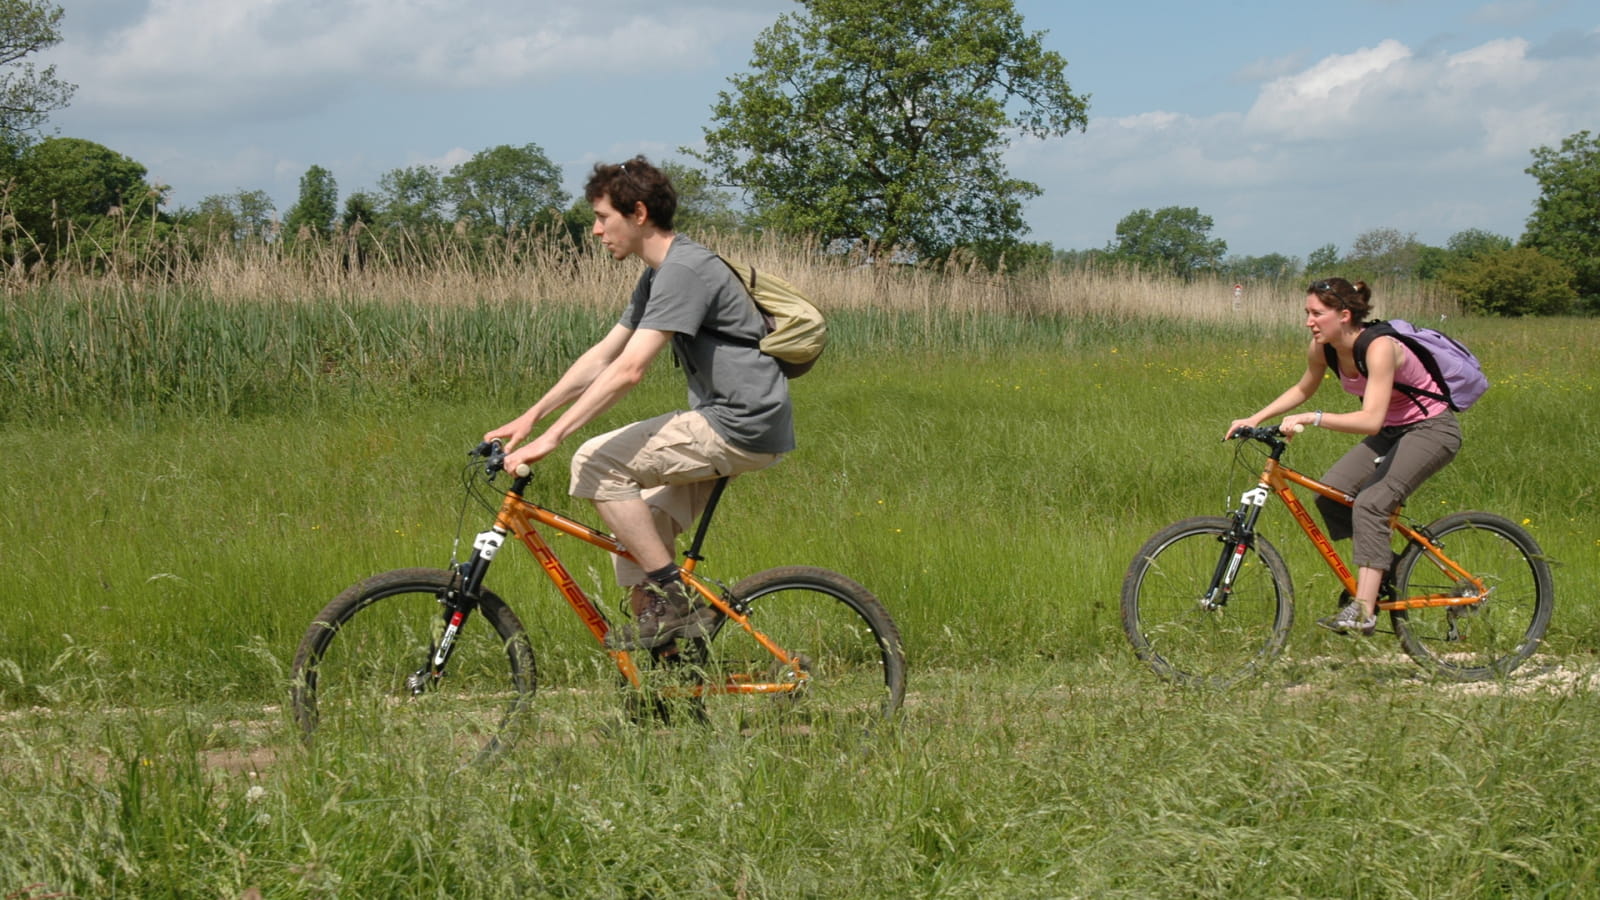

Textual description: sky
[35,0,1600,259]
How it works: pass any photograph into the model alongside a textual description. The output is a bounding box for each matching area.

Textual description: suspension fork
[407,524,505,694]
[1203,483,1272,610]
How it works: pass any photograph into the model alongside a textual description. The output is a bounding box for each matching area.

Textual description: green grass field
[2,285,1597,897]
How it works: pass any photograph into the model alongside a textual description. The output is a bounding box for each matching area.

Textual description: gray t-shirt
[621,235,796,454]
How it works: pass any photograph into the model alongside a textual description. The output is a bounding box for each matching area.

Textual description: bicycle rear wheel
[1121,516,1295,688]
[694,566,905,733]
[1391,512,1554,681]
[291,567,537,767]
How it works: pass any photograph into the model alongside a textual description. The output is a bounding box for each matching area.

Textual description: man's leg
[594,496,675,575]
[570,411,780,649]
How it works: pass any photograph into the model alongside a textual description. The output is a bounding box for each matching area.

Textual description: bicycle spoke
[1122,517,1294,688]
[1392,513,1554,681]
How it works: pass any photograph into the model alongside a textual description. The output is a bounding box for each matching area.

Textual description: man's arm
[485,323,636,449]
[501,327,675,471]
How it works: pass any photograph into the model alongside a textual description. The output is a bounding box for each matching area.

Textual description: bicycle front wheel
[291,567,537,767]
[1121,516,1295,688]
[1391,512,1554,681]
[696,566,905,732]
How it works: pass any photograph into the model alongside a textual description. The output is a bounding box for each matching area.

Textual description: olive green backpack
[718,258,828,378]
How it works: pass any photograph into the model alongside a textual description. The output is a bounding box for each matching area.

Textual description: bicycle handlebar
[469,439,532,478]
[1228,423,1304,444]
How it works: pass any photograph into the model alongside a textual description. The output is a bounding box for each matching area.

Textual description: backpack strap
[1325,321,1446,415]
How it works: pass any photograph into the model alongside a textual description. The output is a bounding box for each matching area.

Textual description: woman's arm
[1224,338,1327,438]
[1291,335,1396,436]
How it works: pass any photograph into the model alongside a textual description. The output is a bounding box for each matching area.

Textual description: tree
[1416,228,1511,282]
[8,136,151,256]
[376,164,447,232]
[340,191,378,271]
[341,191,377,230]
[1223,253,1300,283]
[1522,130,1600,303]
[1108,206,1227,280]
[283,164,338,240]
[444,143,565,234]
[1305,243,1340,277]
[1346,227,1425,280]
[1442,247,1577,316]
[661,160,744,234]
[694,0,1088,257]
[1446,228,1512,261]
[0,0,75,143]
[187,188,275,243]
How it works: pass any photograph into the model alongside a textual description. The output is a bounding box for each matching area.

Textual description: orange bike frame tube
[489,489,804,695]
[1260,459,1486,611]
[1262,458,1358,594]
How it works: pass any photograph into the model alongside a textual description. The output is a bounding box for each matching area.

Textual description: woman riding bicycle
[1225,277,1462,635]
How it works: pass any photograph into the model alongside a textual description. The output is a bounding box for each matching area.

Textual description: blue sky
[38,0,1600,259]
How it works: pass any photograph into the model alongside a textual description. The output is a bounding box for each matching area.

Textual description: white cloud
[1244,39,1413,135]
[47,0,786,125]
[1017,33,1600,255]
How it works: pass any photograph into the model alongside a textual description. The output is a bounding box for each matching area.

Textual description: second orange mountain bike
[1121,425,1554,688]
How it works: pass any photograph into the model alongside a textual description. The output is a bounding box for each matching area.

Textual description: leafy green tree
[1446,228,1512,261]
[8,136,151,256]
[284,164,338,240]
[0,0,75,143]
[966,238,1056,274]
[1305,243,1340,277]
[1413,245,1450,281]
[376,164,447,232]
[1109,206,1227,280]
[662,160,744,234]
[187,188,275,242]
[1346,227,1426,280]
[1054,247,1109,269]
[340,191,378,271]
[1522,130,1600,302]
[1223,253,1300,282]
[695,0,1088,257]
[444,143,565,233]
[1442,246,1577,316]
[1414,228,1512,282]
[342,191,377,230]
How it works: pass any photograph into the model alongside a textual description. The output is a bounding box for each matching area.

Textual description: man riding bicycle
[485,156,794,650]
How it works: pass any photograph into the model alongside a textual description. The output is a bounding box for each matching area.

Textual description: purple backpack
[1323,319,1489,412]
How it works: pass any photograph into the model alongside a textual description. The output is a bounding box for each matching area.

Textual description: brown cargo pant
[1313,411,1462,570]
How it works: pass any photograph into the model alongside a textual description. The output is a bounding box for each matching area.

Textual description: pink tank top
[1339,338,1448,427]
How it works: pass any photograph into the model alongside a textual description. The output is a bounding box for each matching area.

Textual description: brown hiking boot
[605,581,717,650]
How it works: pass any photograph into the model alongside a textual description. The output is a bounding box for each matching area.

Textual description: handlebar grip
[1287,423,1305,435]
[514,463,531,478]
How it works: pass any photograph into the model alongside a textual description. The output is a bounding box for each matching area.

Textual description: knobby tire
[1121,516,1295,688]
[290,567,537,767]
[1390,511,1554,681]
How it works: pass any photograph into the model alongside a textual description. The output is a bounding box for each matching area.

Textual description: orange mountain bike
[1121,425,1554,687]
[291,441,905,765]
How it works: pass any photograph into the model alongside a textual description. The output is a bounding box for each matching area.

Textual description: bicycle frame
[445,463,807,698]
[1224,431,1488,613]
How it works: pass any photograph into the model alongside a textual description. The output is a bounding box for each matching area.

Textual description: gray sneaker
[605,582,717,650]
[1317,600,1377,636]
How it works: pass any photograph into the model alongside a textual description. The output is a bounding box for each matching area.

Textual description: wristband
[1314,410,1324,428]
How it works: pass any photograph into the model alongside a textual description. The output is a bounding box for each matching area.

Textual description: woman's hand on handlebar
[1224,418,1259,442]
[1278,411,1318,436]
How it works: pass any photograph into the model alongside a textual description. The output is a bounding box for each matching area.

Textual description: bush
[1441,247,1577,316]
